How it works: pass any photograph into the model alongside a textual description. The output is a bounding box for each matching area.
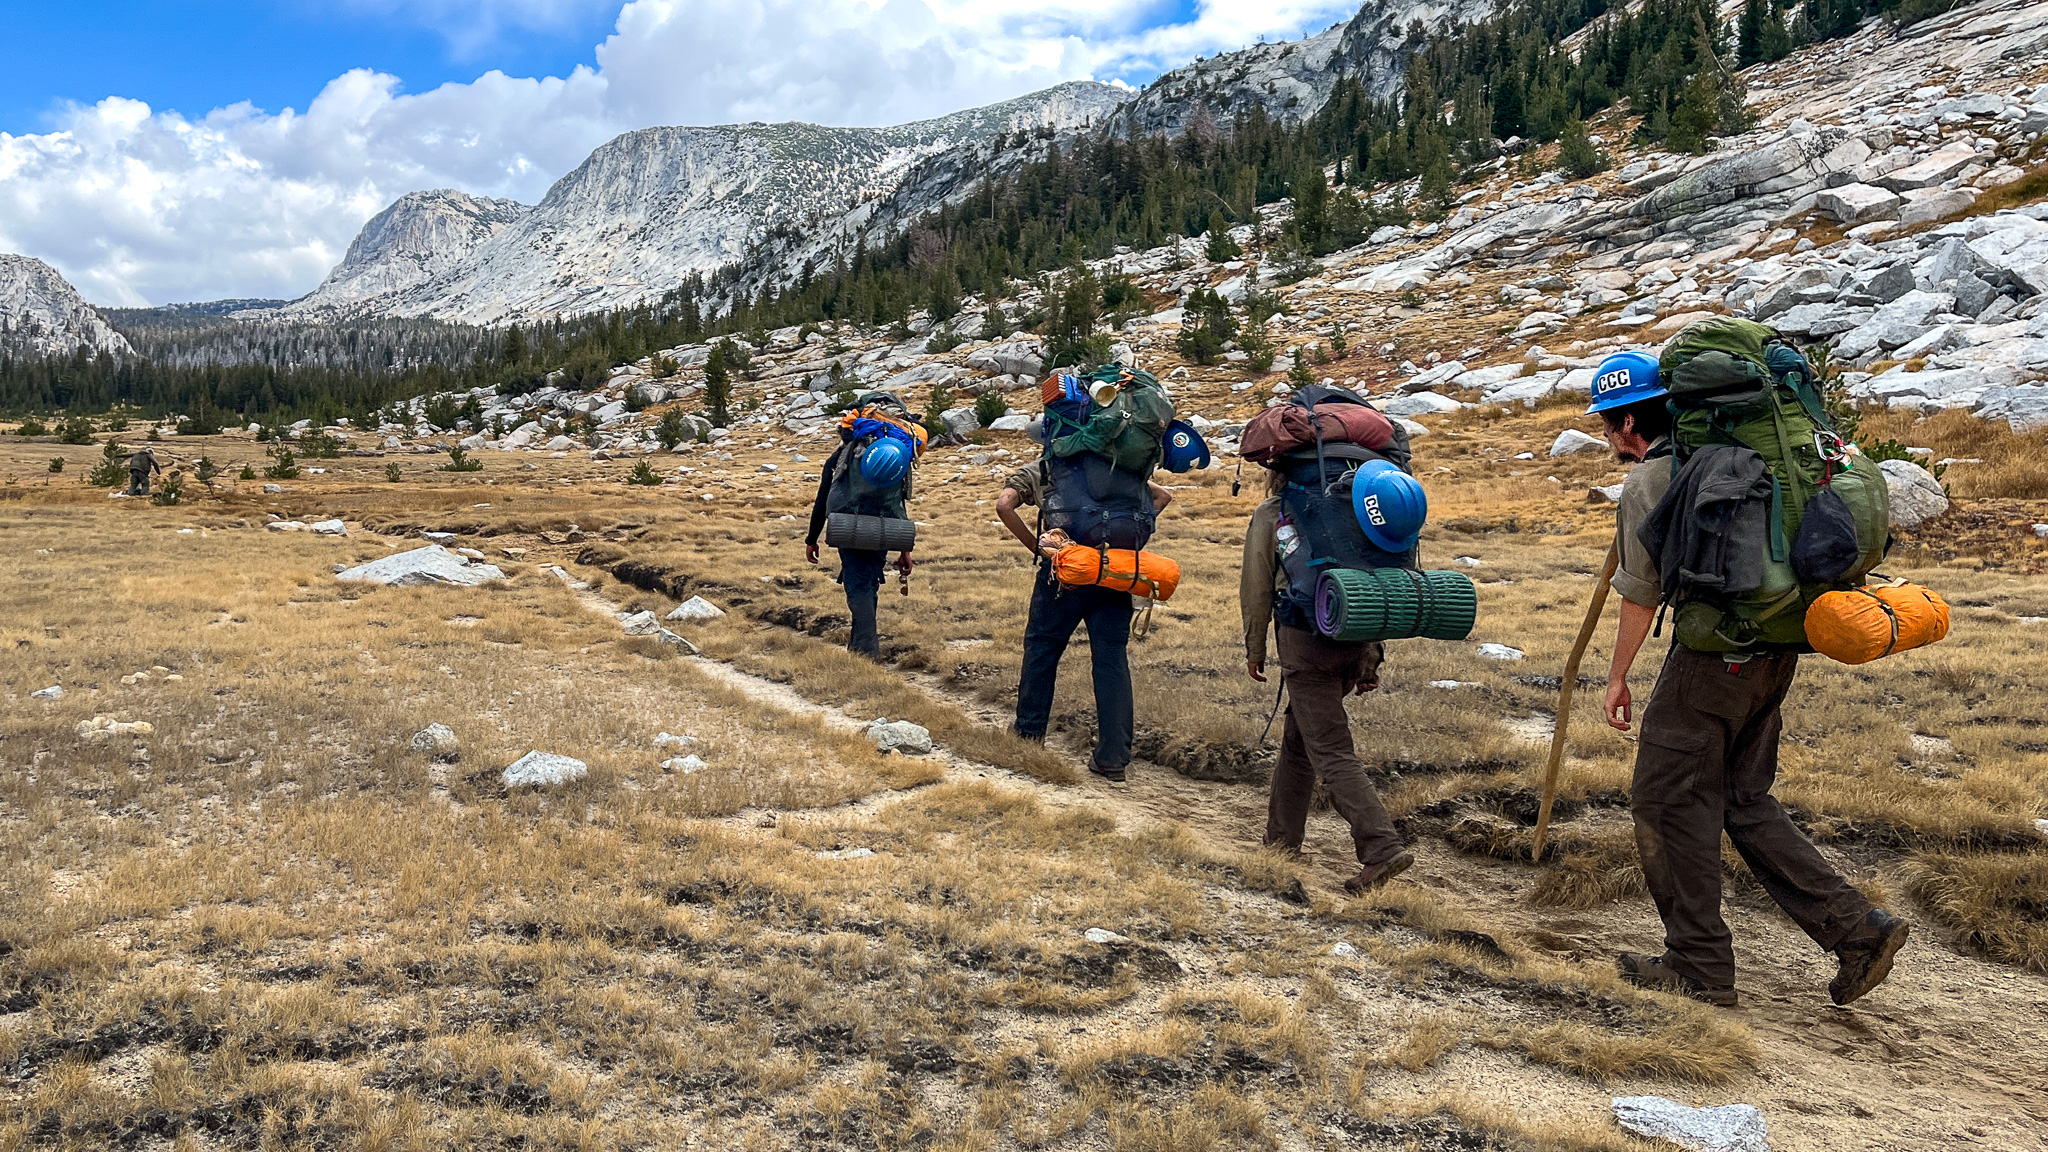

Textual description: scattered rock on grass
[77,716,154,739]
[663,754,707,774]
[1879,459,1949,529]
[1478,643,1525,661]
[337,546,506,587]
[867,718,932,754]
[1083,928,1128,944]
[409,723,460,760]
[819,847,875,860]
[1612,1097,1769,1152]
[1549,429,1606,457]
[619,610,661,635]
[654,732,694,750]
[667,595,725,622]
[309,519,347,536]
[30,685,62,700]
[1331,941,1361,958]
[503,751,588,787]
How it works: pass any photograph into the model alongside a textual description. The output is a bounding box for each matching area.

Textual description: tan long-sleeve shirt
[1240,497,1287,666]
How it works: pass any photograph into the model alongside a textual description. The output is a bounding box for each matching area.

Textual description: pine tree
[1557,119,1610,178]
[502,324,527,368]
[1204,210,1241,262]
[1737,0,1767,68]
[703,343,732,428]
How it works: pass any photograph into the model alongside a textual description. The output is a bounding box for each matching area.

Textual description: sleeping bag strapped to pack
[1642,317,1893,654]
[1262,386,1421,633]
[824,392,925,550]
[1038,367,1172,550]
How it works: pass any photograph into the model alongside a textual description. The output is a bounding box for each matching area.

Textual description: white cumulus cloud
[0,0,1360,306]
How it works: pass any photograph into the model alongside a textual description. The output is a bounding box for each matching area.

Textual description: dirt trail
[540,547,2048,1150]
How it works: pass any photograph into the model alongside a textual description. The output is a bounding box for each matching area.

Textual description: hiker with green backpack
[996,367,1176,784]
[1595,320,1909,1009]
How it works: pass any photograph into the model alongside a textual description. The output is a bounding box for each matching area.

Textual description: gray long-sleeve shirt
[1612,437,1675,608]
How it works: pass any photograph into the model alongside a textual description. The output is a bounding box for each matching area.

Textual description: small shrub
[925,325,965,354]
[651,355,680,379]
[299,431,342,458]
[151,475,183,506]
[1862,439,1946,481]
[48,457,64,474]
[55,416,95,445]
[15,417,48,437]
[106,414,129,432]
[1329,322,1349,359]
[238,464,257,481]
[656,407,688,449]
[385,462,403,482]
[89,442,127,487]
[264,447,301,480]
[146,427,161,442]
[1287,359,1316,390]
[255,425,277,442]
[439,446,483,473]
[196,456,220,482]
[626,460,663,486]
[974,386,1008,429]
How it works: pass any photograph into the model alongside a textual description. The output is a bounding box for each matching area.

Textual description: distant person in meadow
[995,374,1172,784]
[126,447,161,496]
[805,392,923,660]
[1593,350,1907,1008]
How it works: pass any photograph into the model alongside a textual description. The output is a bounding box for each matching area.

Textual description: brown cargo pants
[1633,645,1876,990]
[1265,626,1404,867]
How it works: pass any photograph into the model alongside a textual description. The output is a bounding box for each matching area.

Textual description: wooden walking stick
[1532,542,1621,864]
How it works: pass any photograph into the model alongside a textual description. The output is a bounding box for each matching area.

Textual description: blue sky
[0,0,1359,305]
[0,0,616,133]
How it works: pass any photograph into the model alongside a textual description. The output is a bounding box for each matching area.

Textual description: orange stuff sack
[1052,545,1181,602]
[1805,581,1950,665]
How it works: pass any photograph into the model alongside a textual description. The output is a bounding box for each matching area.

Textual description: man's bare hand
[896,553,915,576]
[1247,660,1266,683]
[1353,678,1379,696]
[805,543,820,565]
[1605,681,1633,731]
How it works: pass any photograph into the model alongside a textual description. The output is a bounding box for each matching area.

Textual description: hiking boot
[1343,850,1414,894]
[1830,910,1910,1007]
[1088,761,1127,784]
[1616,951,1738,1007]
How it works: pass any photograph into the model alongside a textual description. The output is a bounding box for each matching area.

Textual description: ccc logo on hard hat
[1361,494,1388,526]
[1595,369,1632,395]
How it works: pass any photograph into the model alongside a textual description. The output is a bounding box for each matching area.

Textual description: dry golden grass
[2,490,1782,1149]
[7,344,2048,1148]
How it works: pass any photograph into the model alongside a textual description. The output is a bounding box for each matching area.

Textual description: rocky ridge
[234,0,2043,531]
[1109,0,1495,138]
[0,254,132,358]
[282,190,529,322]
[296,82,1125,326]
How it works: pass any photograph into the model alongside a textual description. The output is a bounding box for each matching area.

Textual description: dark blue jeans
[838,549,886,658]
[1014,568,1134,769]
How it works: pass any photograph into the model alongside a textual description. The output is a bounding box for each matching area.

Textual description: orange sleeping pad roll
[1052,545,1181,602]
[1805,581,1950,665]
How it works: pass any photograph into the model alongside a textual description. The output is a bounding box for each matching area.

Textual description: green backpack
[1659,318,1891,653]
[1049,365,1174,474]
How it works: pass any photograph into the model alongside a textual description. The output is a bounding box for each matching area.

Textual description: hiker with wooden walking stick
[1578,347,1906,1009]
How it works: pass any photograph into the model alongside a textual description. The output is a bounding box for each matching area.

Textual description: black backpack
[1041,454,1156,550]
[1266,387,1416,632]
[826,395,915,520]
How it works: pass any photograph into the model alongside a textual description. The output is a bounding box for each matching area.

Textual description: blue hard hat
[1161,419,1211,473]
[858,436,912,487]
[1351,460,1426,552]
[1585,350,1665,414]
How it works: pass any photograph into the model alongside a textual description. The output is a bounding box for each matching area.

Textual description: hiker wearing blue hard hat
[1587,350,1672,466]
